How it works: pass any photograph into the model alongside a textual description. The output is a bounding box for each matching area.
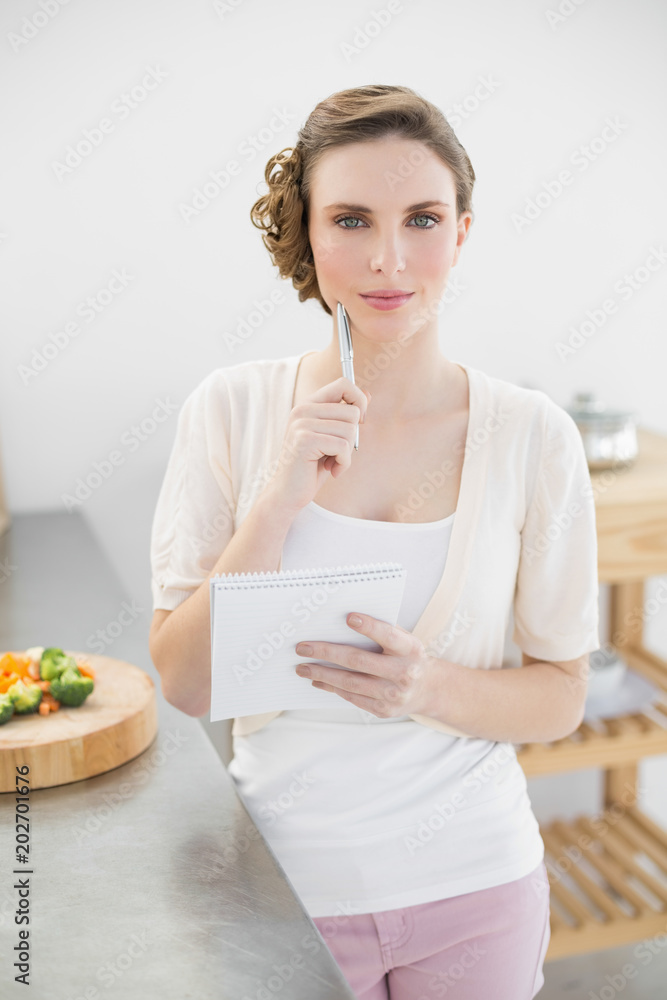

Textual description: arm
[295,614,590,744]
[425,650,589,744]
[150,489,297,717]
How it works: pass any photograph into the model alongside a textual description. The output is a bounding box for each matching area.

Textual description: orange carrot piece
[0,654,31,676]
[38,702,50,716]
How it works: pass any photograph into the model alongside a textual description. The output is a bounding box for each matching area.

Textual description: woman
[150,84,600,999]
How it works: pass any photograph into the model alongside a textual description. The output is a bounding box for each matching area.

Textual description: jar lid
[566,391,637,425]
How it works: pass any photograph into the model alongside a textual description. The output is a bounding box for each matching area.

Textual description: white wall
[1,0,666,814]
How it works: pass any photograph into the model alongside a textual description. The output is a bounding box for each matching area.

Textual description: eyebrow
[323,201,451,213]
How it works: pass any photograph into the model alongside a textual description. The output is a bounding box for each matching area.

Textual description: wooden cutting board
[0,651,158,792]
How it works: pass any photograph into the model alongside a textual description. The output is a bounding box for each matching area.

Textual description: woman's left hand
[295,613,437,718]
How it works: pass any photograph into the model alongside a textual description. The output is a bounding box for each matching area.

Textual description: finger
[295,640,381,674]
[309,378,369,418]
[300,403,362,425]
[298,661,375,691]
[312,680,393,716]
[346,613,415,657]
[306,415,361,438]
[299,659,407,713]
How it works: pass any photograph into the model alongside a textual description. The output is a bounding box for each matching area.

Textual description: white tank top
[227,501,544,917]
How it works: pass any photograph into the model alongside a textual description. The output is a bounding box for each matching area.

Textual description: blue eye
[333,212,441,229]
[409,213,440,228]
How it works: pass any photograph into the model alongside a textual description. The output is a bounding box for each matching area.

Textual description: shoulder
[467,364,580,450]
[180,354,298,415]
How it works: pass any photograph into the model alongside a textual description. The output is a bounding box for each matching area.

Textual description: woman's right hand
[266,377,371,513]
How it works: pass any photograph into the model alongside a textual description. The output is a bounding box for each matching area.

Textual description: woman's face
[306,136,471,339]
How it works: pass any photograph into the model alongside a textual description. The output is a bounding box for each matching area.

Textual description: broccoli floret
[49,667,94,707]
[40,647,78,682]
[0,693,14,725]
[6,679,42,714]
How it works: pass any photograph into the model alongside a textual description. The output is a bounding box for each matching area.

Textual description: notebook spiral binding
[211,562,405,588]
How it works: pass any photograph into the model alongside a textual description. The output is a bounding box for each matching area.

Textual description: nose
[369,227,406,274]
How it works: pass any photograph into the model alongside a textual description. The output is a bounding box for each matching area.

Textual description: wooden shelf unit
[515,428,667,961]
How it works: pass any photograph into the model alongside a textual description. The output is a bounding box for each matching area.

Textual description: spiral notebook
[209,562,407,721]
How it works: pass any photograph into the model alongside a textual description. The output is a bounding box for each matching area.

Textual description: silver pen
[336,301,359,451]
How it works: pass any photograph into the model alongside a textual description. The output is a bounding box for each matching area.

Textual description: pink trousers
[312,860,551,1000]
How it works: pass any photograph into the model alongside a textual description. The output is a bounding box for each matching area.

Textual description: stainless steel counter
[0,512,356,999]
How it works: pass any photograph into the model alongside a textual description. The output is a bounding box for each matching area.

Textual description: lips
[359,291,414,310]
[360,290,412,298]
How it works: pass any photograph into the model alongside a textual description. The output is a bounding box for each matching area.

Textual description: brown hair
[249,84,476,317]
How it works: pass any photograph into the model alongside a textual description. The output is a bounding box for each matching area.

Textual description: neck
[318,326,454,423]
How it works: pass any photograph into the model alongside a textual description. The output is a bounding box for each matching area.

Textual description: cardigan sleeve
[511,398,600,661]
[150,371,236,612]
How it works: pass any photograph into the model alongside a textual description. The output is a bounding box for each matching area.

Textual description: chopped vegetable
[49,667,93,707]
[6,679,43,714]
[0,653,32,686]
[41,691,61,712]
[0,673,20,694]
[40,647,78,681]
[0,693,14,725]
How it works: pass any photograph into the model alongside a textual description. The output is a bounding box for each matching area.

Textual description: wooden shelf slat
[575,818,667,906]
[619,645,667,693]
[607,814,667,872]
[653,700,667,720]
[541,829,626,920]
[556,818,651,914]
[546,906,568,931]
[548,877,601,925]
[606,713,653,735]
[627,806,667,851]
[605,716,638,736]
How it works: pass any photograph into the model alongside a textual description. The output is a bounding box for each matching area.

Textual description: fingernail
[297,643,313,656]
[348,615,362,627]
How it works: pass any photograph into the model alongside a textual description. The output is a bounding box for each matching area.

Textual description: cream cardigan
[150,350,600,740]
